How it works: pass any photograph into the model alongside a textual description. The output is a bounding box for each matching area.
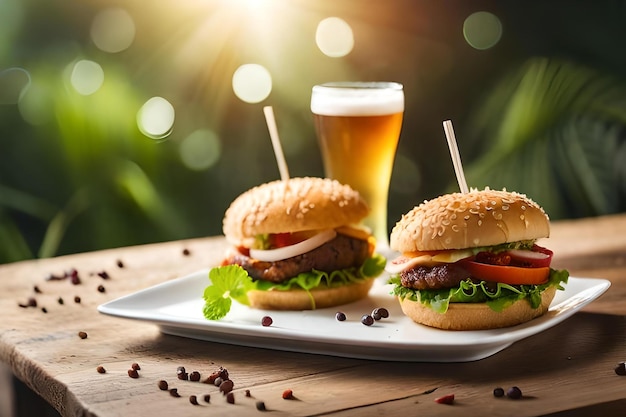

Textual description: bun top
[390,188,549,252]
[223,177,369,246]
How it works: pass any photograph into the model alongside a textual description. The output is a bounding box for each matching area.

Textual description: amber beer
[311,82,404,247]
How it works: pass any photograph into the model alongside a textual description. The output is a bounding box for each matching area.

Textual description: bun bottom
[398,286,557,330]
[247,278,375,311]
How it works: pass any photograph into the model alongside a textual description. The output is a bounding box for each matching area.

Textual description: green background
[2,0,625,264]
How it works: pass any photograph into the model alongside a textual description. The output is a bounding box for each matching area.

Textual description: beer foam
[311,82,404,116]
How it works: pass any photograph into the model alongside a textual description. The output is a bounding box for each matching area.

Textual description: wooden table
[1,214,626,417]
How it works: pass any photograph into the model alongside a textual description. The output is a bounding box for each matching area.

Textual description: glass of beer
[310,82,404,250]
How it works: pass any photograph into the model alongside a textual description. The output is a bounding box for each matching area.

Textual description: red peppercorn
[434,394,455,404]
[282,389,294,399]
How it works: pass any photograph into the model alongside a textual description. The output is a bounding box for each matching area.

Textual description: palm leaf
[464,57,626,219]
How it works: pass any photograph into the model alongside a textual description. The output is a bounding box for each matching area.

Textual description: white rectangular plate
[98,271,609,362]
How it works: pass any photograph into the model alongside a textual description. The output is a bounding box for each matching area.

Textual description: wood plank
[1,214,626,416]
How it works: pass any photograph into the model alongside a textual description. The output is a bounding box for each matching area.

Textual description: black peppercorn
[506,386,522,399]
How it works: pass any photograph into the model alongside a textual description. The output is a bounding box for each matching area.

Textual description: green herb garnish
[202,265,254,320]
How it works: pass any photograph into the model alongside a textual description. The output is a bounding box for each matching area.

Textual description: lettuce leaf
[388,268,569,314]
[253,253,386,308]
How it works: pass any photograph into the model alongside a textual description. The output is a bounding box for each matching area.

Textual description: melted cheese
[335,225,371,241]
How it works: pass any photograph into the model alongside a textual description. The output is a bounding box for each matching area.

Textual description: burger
[386,188,569,330]
[205,177,385,317]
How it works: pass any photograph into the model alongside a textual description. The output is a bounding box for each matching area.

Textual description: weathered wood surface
[1,214,625,417]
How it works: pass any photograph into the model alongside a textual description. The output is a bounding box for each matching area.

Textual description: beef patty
[400,264,474,290]
[224,234,370,283]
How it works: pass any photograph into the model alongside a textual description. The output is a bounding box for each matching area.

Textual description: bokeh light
[137,97,175,139]
[179,129,222,171]
[18,81,52,126]
[90,8,136,53]
[232,64,272,104]
[0,67,30,104]
[70,60,104,96]
[315,17,354,57]
[463,11,502,50]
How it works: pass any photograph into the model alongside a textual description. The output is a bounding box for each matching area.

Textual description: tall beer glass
[311,82,404,249]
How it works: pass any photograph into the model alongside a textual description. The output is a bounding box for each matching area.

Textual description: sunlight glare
[315,17,354,58]
[463,11,502,50]
[232,64,272,103]
[70,60,104,96]
[91,8,136,53]
[137,97,175,139]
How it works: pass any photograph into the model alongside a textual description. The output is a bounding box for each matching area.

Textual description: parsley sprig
[202,265,253,320]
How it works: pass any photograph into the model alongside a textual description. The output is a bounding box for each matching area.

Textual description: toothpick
[443,120,469,194]
[263,106,290,182]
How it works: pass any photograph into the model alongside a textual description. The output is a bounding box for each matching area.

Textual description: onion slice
[506,249,551,260]
[249,229,337,262]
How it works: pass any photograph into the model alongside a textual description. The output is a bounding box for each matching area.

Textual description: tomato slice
[269,232,310,248]
[459,259,550,285]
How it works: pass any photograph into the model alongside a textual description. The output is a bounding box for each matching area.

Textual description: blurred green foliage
[465,57,626,219]
[1,0,626,264]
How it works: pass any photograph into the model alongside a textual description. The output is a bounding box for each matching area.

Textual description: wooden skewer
[443,120,469,193]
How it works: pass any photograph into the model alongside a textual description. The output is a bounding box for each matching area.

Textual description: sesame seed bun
[390,188,550,253]
[223,177,370,247]
[398,286,556,330]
